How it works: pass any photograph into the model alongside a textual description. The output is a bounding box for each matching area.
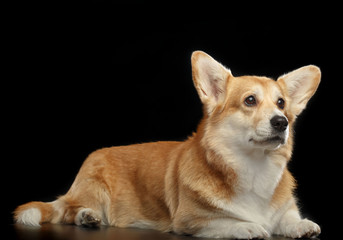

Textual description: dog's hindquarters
[13,144,174,229]
[14,150,112,227]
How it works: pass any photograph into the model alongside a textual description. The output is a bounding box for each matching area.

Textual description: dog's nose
[270,116,288,132]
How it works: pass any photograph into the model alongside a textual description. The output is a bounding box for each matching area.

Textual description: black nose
[270,116,288,132]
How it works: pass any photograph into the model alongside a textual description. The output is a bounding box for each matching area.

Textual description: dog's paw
[76,208,101,228]
[283,219,321,238]
[231,222,270,239]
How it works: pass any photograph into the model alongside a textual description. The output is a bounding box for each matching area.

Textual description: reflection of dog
[15,51,321,239]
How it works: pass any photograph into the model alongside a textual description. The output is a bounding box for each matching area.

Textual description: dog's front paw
[231,222,270,239]
[283,219,320,238]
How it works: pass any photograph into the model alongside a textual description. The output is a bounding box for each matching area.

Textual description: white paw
[284,219,321,238]
[231,222,270,239]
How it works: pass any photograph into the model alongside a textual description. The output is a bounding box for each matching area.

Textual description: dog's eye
[277,98,285,109]
[244,96,257,106]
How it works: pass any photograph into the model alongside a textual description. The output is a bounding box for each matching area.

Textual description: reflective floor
[10,224,320,240]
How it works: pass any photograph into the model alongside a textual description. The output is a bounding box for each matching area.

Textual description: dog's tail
[14,196,80,227]
[14,201,56,226]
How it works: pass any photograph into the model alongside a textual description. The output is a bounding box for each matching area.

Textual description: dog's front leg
[274,207,321,238]
[194,218,270,239]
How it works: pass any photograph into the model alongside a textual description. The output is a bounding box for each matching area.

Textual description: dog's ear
[277,65,321,116]
[191,51,231,114]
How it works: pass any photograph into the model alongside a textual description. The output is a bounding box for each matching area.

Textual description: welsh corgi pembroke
[14,51,321,239]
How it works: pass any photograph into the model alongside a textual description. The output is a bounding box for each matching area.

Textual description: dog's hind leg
[55,175,111,227]
[74,208,101,227]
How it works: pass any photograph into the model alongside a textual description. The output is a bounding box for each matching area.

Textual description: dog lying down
[14,51,321,239]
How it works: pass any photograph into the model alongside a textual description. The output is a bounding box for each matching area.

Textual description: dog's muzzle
[249,115,289,148]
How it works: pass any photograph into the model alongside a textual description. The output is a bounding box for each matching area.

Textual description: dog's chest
[213,153,286,225]
[236,154,285,198]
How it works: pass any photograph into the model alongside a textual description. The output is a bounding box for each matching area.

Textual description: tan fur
[14,51,321,239]
[14,201,54,224]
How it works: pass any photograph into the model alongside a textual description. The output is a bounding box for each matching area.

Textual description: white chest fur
[236,151,286,198]
[213,150,286,229]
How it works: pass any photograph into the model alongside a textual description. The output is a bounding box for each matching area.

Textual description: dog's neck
[193,118,290,198]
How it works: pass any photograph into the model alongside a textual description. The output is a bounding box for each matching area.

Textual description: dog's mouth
[249,135,285,145]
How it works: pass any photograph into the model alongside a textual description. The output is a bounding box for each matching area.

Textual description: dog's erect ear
[191,51,231,114]
[278,65,321,116]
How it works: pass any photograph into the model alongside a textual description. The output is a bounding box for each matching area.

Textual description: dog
[14,51,321,239]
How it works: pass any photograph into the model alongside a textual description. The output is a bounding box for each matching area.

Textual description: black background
[4,2,341,239]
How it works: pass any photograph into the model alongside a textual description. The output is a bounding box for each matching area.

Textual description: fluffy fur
[14,51,321,239]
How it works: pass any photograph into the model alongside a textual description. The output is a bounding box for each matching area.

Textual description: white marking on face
[248,85,289,150]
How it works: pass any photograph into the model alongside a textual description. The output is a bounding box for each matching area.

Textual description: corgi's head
[191,51,321,154]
